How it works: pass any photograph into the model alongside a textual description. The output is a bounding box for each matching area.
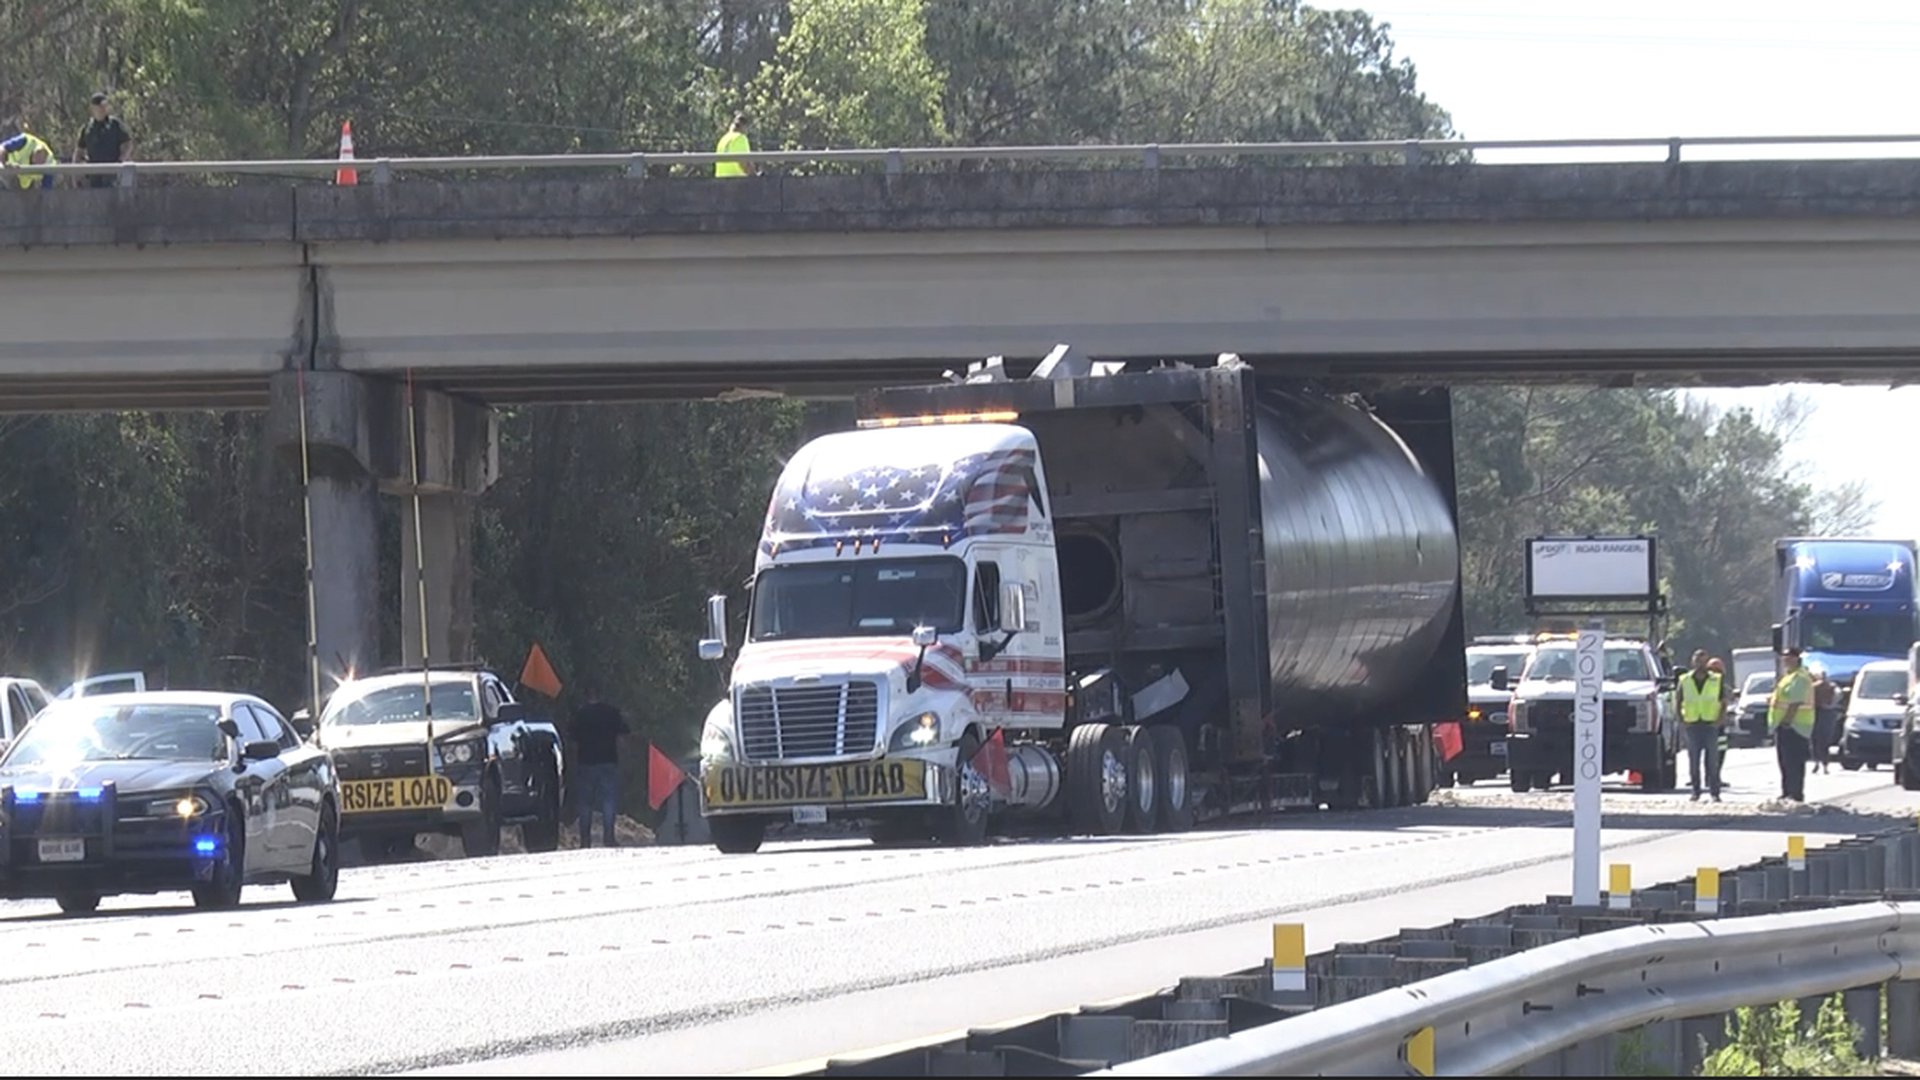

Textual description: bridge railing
[8,133,1920,187]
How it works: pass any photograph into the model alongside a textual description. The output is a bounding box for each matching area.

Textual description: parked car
[1839,660,1906,770]
[319,667,564,860]
[0,691,340,914]
[1449,641,1536,785]
[1729,671,1775,748]
[0,677,51,756]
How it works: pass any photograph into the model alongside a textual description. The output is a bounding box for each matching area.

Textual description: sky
[1355,0,1920,537]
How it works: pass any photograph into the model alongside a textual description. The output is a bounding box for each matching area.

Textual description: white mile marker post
[1572,619,1605,906]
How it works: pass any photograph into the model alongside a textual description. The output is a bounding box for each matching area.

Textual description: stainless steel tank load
[1253,389,1460,716]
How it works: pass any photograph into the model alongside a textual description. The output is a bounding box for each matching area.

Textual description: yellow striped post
[1788,834,1807,871]
[1608,863,1632,910]
[1270,923,1306,993]
[1695,867,1720,915]
[1404,1025,1436,1076]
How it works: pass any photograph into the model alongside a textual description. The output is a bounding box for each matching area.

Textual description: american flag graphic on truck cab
[761,445,1039,555]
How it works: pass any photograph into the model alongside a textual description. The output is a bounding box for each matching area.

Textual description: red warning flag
[972,729,1011,800]
[1433,722,1465,763]
[648,743,688,811]
[519,643,563,699]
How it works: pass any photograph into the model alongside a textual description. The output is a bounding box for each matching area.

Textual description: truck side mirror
[998,582,1027,635]
[698,594,728,661]
[1489,666,1509,692]
[290,708,314,739]
[1897,693,1909,707]
[1770,623,1785,654]
[911,625,938,649]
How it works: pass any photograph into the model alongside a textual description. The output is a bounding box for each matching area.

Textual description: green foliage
[1455,387,1812,658]
[1698,996,1870,1077]
[751,0,947,150]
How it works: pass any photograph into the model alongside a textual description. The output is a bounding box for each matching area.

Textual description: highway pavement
[0,747,1905,1076]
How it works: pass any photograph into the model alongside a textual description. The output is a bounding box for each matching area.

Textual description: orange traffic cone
[335,121,358,186]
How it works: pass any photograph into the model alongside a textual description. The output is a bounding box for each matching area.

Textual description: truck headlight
[888,712,942,753]
[1510,700,1529,733]
[1633,699,1654,732]
[701,723,735,763]
[437,738,483,767]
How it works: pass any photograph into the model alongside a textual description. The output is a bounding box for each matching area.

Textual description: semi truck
[1774,538,1920,709]
[692,352,1468,853]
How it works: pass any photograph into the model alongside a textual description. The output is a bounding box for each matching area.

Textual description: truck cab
[1498,636,1679,793]
[697,422,1061,854]
[1775,539,1920,711]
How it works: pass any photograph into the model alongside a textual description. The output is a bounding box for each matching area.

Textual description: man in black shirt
[76,93,132,189]
[570,691,629,848]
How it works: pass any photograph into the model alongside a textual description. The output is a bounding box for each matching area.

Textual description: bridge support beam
[271,370,497,681]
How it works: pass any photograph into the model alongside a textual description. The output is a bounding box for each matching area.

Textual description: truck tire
[1121,726,1158,834]
[1509,769,1531,793]
[1147,726,1195,832]
[1902,753,1920,793]
[1067,723,1127,836]
[711,815,767,854]
[521,759,563,854]
[936,732,992,846]
[1374,729,1397,808]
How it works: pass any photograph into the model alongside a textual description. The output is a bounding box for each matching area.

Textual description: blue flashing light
[192,836,219,856]
[75,787,102,801]
[15,790,39,803]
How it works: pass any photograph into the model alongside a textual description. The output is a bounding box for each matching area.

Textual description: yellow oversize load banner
[703,761,927,809]
[341,775,453,813]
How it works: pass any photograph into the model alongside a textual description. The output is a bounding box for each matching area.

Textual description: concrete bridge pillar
[376,384,496,670]
[268,371,382,691]
[270,371,497,685]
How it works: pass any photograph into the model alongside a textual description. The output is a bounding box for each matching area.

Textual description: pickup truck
[1496,636,1680,793]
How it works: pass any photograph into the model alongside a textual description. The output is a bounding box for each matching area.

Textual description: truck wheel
[1902,754,1920,792]
[56,891,100,915]
[1147,726,1195,831]
[711,815,767,854]
[937,732,992,846]
[1509,770,1531,793]
[1121,726,1157,834]
[1067,723,1127,836]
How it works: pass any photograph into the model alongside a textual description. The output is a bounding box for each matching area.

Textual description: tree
[750,0,945,150]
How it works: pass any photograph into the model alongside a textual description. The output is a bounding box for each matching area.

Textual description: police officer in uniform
[1676,649,1724,801]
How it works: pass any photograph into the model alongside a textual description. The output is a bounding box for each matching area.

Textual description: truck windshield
[1803,614,1915,655]
[1525,646,1651,682]
[1856,670,1907,700]
[1743,673,1775,696]
[1467,650,1530,684]
[751,558,966,641]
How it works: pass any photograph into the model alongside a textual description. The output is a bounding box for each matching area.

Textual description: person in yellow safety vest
[1769,646,1815,803]
[1675,649,1724,802]
[1,130,55,189]
[714,112,753,178]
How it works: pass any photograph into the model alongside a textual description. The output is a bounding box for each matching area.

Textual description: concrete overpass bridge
[8,136,1920,680]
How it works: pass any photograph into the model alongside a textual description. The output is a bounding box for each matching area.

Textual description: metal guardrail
[1091,826,1920,1077]
[1101,901,1920,1076]
[6,133,1920,187]
[802,825,1920,1076]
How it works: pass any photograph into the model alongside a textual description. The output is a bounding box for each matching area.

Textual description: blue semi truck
[1774,538,1920,709]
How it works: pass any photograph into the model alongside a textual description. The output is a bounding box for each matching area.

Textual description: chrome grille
[737,681,880,761]
[332,745,430,781]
